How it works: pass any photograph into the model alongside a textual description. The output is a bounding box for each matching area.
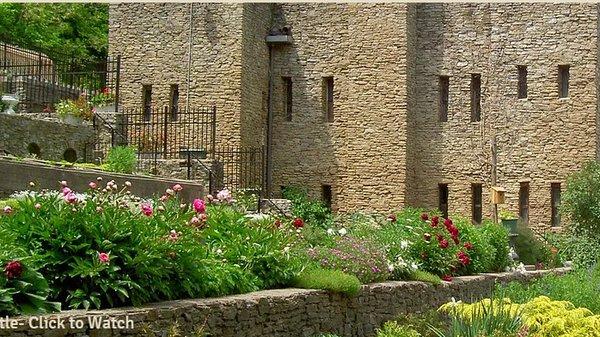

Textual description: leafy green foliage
[479,223,511,272]
[544,232,600,269]
[562,160,600,239]
[294,268,361,297]
[0,3,108,64]
[105,146,137,174]
[512,221,552,266]
[283,186,333,228]
[497,266,600,314]
[376,321,421,337]
[408,270,441,285]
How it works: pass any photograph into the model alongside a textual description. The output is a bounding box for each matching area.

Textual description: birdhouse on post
[491,186,506,204]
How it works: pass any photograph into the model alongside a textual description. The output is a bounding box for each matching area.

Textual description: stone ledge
[0,268,570,337]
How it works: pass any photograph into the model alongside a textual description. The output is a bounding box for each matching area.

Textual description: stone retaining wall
[0,158,205,202]
[0,268,569,337]
[0,113,95,162]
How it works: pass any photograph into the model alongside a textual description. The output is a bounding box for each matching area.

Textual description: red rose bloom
[463,242,473,250]
[444,218,453,227]
[420,213,429,221]
[442,275,453,282]
[439,239,449,249]
[5,260,23,279]
[431,216,439,227]
[293,218,304,228]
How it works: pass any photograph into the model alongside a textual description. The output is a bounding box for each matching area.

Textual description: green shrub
[562,160,600,239]
[453,219,495,275]
[282,186,333,228]
[408,270,441,285]
[294,268,361,297]
[376,321,421,337]
[512,221,552,266]
[392,311,447,337]
[545,232,600,269]
[480,223,511,272]
[105,145,137,174]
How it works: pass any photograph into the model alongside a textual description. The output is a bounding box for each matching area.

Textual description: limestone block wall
[109,3,247,148]
[0,269,568,337]
[408,3,599,229]
[0,114,95,162]
[270,4,413,212]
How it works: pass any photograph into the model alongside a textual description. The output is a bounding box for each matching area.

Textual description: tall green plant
[282,187,333,228]
[562,160,600,239]
[105,145,137,174]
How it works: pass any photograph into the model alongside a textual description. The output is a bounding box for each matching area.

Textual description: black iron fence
[210,146,264,194]
[117,105,217,159]
[0,42,120,113]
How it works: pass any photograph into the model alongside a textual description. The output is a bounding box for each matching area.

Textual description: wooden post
[491,135,498,224]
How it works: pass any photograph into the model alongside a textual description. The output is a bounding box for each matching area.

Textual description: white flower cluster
[505,262,527,274]
[326,227,347,236]
[388,255,419,274]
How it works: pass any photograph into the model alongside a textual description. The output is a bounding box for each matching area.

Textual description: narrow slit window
[439,183,449,219]
[558,65,569,98]
[322,184,332,209]
[471,183,482,224]
[470,74,481,122]
[283,77,293,121]
[519,182,529,224]
[169,84,179,120]
[439,75,449,122]
[517,66,527,99]
[142,84,152,121]
[323,76,334,122]
[551,183,561,227]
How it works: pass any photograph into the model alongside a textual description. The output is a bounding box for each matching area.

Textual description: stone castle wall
[270,4,412,212]
[109,3,600,226]
[408,3,599,230]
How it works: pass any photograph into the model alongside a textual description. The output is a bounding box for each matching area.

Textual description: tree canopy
[0,3,108,64]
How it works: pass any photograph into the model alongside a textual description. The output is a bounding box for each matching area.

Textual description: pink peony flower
[420,213,429,221]
[193,199,206,213]
[4,260,23,279]
[125,181,132,187]
[190,216,200,226]
[444,218,453,227]
[159,195,169,202]
[293,218,304,228]
[3,206,12,215]
[216,189,233,203]
[64,192,78,204]
[439,239,449,249]
[206,194,214,203]
[172,184,183,192]
[88,182,97,189]
[98,252,110,264]
[431,216,439,227]
[60,180,68,187]
[166,188,175,196]
[141,203,153,217]
[198,213,208,222]
[62,187,72,196]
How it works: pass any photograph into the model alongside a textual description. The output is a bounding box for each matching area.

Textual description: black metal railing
[1,42,120,114]
[209,146,265,194]
[117,105,217,160]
